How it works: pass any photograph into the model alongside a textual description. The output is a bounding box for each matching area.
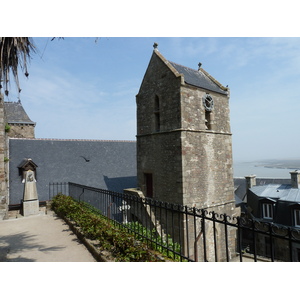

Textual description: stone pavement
[0,210,96,262]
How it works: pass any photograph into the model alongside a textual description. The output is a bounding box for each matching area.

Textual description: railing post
[223,213,230,262]
[251,219,257,262]
[184,206,190,259]
[288,227,293,261]
[212,211,218,262]
[201,209,207,262]
[269,223,275,262]
[237,217,243,262]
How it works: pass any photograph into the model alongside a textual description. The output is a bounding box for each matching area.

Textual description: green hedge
[51,194,168,262]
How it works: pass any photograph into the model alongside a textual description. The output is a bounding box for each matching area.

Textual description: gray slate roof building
[9,138,137,206]
[234,177,291,204]
[250,183,300,203]
[244,173,300,228]
[4,101,35,125]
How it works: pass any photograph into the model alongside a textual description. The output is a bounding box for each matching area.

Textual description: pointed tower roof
[4,101,35,125]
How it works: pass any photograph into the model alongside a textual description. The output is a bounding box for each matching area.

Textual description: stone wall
[0,94,8,219]
[7,123,35,138]
[137,50,182,136]
[137,132,183,204]
[136,50,184,203]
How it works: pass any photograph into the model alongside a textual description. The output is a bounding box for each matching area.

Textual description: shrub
[5,124,10,132]
[51,194,166,262]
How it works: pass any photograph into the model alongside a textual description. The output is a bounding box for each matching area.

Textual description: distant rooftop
[4,101,35,125]
[250,183,300,203]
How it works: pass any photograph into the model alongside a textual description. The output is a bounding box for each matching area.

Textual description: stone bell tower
[136,44,239,261]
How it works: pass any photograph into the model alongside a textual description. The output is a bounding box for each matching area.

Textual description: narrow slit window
[154,95,160,132]
[144,173,153,198]
[205,111,211,130]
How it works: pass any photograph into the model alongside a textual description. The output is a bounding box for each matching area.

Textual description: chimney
[290,170,300,188]
[245,175,256,189]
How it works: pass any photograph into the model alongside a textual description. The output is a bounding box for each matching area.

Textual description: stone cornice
[137,128,232,138]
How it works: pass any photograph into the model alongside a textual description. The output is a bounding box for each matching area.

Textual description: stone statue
[23,169,38,201]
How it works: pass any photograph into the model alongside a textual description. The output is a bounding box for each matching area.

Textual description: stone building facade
[0,97,36,219]
[136,46,239,260]
[4,100,35,138]
[0,94,8,219]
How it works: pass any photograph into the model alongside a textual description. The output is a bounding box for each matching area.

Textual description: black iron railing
[49,182,300,262]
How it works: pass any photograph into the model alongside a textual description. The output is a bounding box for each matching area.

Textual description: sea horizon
[233,160,296,178]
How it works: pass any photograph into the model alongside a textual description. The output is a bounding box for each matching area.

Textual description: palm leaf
[0,37,35,96]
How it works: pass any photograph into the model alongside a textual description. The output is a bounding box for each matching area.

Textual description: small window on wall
[294,209,300,227]
[205,111,212,130]
[262,203,273,220]
[154,95,160,132]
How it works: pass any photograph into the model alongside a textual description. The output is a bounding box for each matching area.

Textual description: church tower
[136,45,239,260]
[4,100,35,138]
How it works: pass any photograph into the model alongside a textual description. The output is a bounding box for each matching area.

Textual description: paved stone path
[0,211,96,262]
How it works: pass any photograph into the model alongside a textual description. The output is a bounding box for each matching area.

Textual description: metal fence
[49,182,300,262]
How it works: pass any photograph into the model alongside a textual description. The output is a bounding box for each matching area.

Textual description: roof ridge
[199,68,228,92]
[168,60,198,72]
[9,137,136,143]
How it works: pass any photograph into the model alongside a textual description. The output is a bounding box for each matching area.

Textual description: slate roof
[4,101,35,125]
[250,184,300,203]
[168,61,228,95]
[234,178,291,202]
[9,138,137,204]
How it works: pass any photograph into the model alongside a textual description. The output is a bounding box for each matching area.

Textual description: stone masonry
[136,47,240,261]
[0,94,8,219]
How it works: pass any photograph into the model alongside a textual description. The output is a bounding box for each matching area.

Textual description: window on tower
[205,111,212,130]
[144,173,153,198]
[154,95,160,132]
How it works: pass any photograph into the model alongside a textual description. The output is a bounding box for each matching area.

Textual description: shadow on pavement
[0,232,66,262]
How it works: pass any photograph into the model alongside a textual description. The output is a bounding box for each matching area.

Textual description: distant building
[244,172,300,261]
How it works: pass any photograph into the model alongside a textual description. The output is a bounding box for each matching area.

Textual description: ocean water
[233,161,293,178]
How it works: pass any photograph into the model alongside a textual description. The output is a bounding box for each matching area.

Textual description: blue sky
[5,37,300,162]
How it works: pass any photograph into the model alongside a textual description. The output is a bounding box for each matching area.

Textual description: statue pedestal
[23,199,39,216]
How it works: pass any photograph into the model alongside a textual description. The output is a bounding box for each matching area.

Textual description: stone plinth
[23,199,39,217]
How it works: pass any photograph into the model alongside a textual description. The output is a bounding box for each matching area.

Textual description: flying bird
[80,156,90,162]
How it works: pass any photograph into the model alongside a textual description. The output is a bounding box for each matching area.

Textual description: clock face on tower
[202,94,214,111]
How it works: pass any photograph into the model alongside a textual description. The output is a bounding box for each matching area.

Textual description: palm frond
[0,37,35,96]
